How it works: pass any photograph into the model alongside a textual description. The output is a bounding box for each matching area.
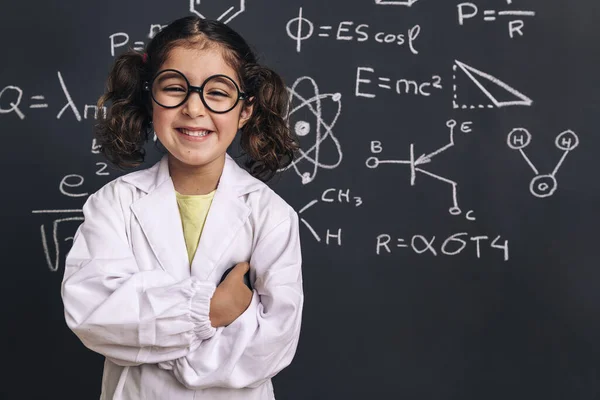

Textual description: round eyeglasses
[143,69,248,114]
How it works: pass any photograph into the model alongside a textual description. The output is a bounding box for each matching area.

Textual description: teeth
[180,129,211,137]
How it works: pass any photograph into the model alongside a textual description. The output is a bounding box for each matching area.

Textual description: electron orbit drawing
[366,119,476,219]
[507,128,579,198]
[281,76,343,185]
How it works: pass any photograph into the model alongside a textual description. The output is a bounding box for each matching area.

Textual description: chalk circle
[365,157,380,169]
[449,206,462,216]
[555,130,579,151]
[530,174,557,198]
[294,120,311,136]
[446,119,457,129]
[507,128,532,150]
[332,93,342,101]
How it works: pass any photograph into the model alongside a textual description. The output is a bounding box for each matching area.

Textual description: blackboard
[3,0,600,398]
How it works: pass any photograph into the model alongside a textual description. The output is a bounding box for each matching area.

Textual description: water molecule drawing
[507,128,579,198]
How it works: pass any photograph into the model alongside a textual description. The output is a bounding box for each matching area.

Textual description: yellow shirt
[175,189,216,265]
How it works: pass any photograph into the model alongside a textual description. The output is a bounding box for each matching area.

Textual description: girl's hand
[209,262,253,328]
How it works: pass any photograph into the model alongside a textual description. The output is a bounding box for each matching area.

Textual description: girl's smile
[176,127,214,141]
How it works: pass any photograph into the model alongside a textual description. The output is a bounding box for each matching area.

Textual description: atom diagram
[282,76,343,184]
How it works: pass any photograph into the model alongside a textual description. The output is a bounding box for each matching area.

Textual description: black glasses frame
[143,69,248,114]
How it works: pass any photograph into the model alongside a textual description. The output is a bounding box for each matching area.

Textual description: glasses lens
[203,75,239,113]
[152,70,188,107]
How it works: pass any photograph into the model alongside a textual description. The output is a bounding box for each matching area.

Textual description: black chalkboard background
[2,0,600,399]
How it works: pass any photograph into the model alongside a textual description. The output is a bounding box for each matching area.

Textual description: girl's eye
[163,86,186,92]
[207,91,229,97]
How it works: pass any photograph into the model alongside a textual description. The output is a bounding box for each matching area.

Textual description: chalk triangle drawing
[375,0,419,6]
[455,60,533,108]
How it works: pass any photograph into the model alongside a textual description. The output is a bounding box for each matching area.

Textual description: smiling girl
[61,16,303,400]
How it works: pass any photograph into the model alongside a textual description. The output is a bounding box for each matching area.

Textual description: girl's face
[151,45,252,171]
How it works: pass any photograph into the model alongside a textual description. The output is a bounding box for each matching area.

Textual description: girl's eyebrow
[160,65,241,87]
[155,71,184,83]
[195,74,241,88]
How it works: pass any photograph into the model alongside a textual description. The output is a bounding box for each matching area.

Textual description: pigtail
[95,50,151,169]
[240,64,300,182]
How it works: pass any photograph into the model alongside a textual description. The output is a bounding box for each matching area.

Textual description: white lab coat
[61,153,304,400]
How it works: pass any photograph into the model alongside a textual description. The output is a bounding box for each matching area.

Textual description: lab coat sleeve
[158,209,304,389]
[61,183,217,367]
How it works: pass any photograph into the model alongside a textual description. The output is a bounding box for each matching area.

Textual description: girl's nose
[182,91,207,118]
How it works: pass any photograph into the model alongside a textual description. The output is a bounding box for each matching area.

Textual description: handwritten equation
[0,72,105,121]
[458,1,536,38]
[356,67,442,99]
[32,139,112,271]
[286,7,421,54]
[110,24,166,56]
[377,232,509,261]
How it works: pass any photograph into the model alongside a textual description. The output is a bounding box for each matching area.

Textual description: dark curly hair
[95,16,299,182]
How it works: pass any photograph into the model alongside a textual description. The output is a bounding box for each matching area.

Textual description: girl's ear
[238,97,255,129]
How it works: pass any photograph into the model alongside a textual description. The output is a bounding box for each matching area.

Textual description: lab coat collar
[121,153,265,196]
[122,153,265,281]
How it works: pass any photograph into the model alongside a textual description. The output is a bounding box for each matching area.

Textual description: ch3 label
[321,188,363,207]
